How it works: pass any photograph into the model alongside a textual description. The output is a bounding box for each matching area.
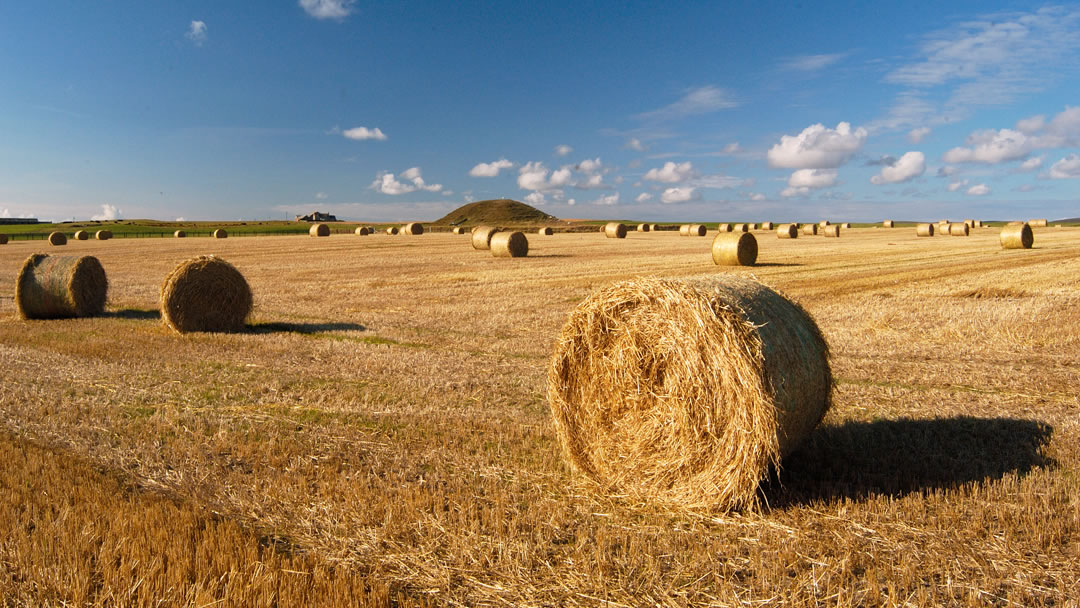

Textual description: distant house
[295,211,339,222]
[0,217,39,225]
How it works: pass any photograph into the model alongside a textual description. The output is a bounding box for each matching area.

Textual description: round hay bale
[973,220,983,228]
[538,226,553,236]
[818,220,831,227]
[1006,221,1024,226]
[712,232,757,266]
[490,231,529,257]
[777,223,798,239]
[404,222,424,235]
[650,224,659,231]
[15,254,108,320]
[963,219,975,229]
[547,275,832,511]
[213,229,228,239]
[452,226,466,235]
[0,235,8,245]
[801,224,818,236]
[717,223,733,232]
[1000,223,1033,249]
[174,230,187,238]
[48,232,67,246]
[355,226,370,236]
[760,221,774,231]
[1028,219,1048,227]
[841,223,851,229]
[679,224,691,236]
[604,222,627,238]
[949,222,969,236]
[309,223,330,237]
[916,223,935,237]
[471,226,499,249]
[733,223,748,232]
[686,224,704,237]
[747,223,757,231]
[386,226,399,235]
[883,220,895,228]
[74,230,89,241]
[823,224,840,238]
[160,256,252,334]
[637,223,650,232]
[95,230,112,240]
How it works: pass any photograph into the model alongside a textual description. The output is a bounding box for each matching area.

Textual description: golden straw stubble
[490,231,529,257]
[547,276,832,511]
[160,255,252,334]
[471,226,499,249]
[712,232,757,266]
[1000,223,1033,249]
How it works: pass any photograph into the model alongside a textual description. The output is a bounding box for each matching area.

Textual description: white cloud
[748,192,766,201]
[593,192,620,206]
[1016,115,1045,134]
[91,204,120,221]
[643,161,695,183]
[299,0,356,19]
[626,138,647,152]
[576,173,605,189]
[469,158,513,177]
[723,142,741,154]
[576,158,603,174]
[517,162,571,191]
[554,144,573,157]
[567,198,576,206]
[870,151,926,184]
[943,128,1031,164]
[524,192,546,206]
[689,174,743,189]
[967,183,991,196]
[463,194,475,203]
[1018,156,1043,171]
[780,52,848,71]
[788,169,838,189]
[635,192,653,203]
[938,165,959,177]
[1042,106,1080,147]
[767,122,867,169]
[947,179,969,192]
[175,217,185,222]
[907,127,931,144]
[780,187,810,198]
[660,187,700,204]
[315,192,328,199]
[186,21,207,46]
[371,167,441,195]
[635,85,737,121]
[342,127,387,141]
[1048,154,1080,179]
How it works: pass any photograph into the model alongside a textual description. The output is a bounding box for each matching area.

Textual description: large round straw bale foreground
[160,256,252,334]
[949,222,969,236]
[712,232,757,266]
[471,226,499,249]
[74,230,89,241]
[916,223,935,237]
[174,230,187,238]
[548,276,832,511]
[49,232,67,246]
[213,229,227,239]
[538,226,553,235]
[310,223,330,237]
[490,231,529,257]
[823,224,840,237]
[403,222,424,235]
[604,222,627,238]
[95,230,112,240]
[16,254,108,319]
[777,223,798,239]
[1000,223,1033,249]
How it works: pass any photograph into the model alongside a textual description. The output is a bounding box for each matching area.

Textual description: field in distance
[0,226,1078,605]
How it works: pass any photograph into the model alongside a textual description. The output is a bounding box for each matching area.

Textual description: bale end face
[74,230,89,241]
[95,230,112,240]
[1000,223,1033,249]
[404,222,424,235]
[712,232,757,266]
[637,224,650,232]
[491,231,529,257]
[213,229,228,239]
[689,224,707,237]
[604,222,628,238]
[16,254,108,319]
[174,230,187,238]
[0,234,9,245]
[48,232,67,246]
[160,256,252,334]
[471,226,499,249]
[355,226,370,235]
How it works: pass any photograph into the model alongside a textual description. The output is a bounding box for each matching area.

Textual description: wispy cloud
[635,85,737,121]
[342,126,387,141]
[185,20,207,46]
[299,0,356,20]
[780,52,848,72]
[370,167,442,195]
[469,159,514,177]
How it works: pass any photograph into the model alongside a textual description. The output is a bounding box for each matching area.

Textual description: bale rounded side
[48,232,67,246]
[538,226,553,235]
[679,224,691,236]
[777,223,798,239]
[801,224,818,236]
[385,227,399,235]
[16,254,108,319]
[841,223,851,229]
[1028,219,1048,227]
[404,222,424,235]
[490,231,529,257]
[309,223,330,237]
[160,256,252,334]
[712,232,758,266]
[604,222,627,239]
[823,224,840,238]
[916,223,935,237]
[637,224,650,232]
[471,226,499,249]
[733,223,748,232]
[688,224,707,237]
[547,275,831,511]
[760,222,774,231]
[1000,223,1033,249]
[355,226,370,235]
[883,220,895,228]
[949,222,969,236]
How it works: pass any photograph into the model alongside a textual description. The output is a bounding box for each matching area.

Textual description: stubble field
[1,226,1078,606]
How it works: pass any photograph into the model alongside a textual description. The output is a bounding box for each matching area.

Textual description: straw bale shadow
[749,262,802,267]
[107,308,161,320]
[765,416,1054,507]
[248,321,366,334]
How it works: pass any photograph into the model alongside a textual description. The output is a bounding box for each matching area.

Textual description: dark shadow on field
[763,416,1054,508]
[527,253,574,258]
[750,262,801,267]
[248,321,366,334]
[107,308,161,320]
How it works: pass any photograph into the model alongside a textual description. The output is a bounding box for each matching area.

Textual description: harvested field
[1,227,1079,606]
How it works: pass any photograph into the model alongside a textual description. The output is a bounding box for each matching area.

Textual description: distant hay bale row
[355,226,371,236]
[777,223,798,239]
[472,226,498,249]
[491,231,528,257]
[16,254,108,319]
[916,223,935,237]
[712,232,757,266]
[637,223,650,232]
[605,222,627,239]
[547,275,832,511]
[1000,223,1034,249]
[160,255,251,334]
[1029,219,1048,227]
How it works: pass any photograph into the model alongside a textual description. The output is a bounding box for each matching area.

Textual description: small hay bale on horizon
[916,223,935,237]
[604,222,627,238]
[95,230,112,240]
[760,221,774,231]
[650,223,659,231]
[1029,219,1048,227]
[949,222,970,236]
[213,229,228,239]
[687,224,707,237]
[883,220,895,228]
[16,253,108,320]
[471,226,499,249]
[174,230,187,238]
[733,223,749,232]
[49,232,67,246]
[777,223,798,239]
[310,223,330,237]
[491,231,529,257]
[74,230,89,241]
[538,226,553,235]
[1000,223,1033,249]
[386,226,399,235]
[712,232,757,266]
[355,226,370,235]
[547,275,831,512]
[403,222,424,235]
[841,223,851,229]
[718,223,733,232]
[637,223,650,232]
[679,224,691,236]
[801,224,818,236]
[452,226,467,235]
[160,255,252,334]
[823,224,840,237]
[818,220,831,227]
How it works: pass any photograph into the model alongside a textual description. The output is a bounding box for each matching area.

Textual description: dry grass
[1,227,1079,605]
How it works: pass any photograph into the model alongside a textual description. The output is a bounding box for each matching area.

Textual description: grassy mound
[434,199,559,226]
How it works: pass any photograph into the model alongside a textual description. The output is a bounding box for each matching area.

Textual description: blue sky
[2,1,1079,223]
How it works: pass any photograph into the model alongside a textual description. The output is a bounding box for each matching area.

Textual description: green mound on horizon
[434,199,559,226]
